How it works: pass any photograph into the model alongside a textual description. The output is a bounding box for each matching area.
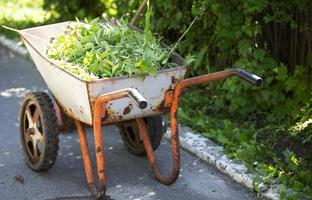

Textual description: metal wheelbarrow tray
[15,20,262,199]
[21,21,187,125]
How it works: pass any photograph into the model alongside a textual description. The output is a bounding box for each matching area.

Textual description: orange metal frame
[74,69,262,198]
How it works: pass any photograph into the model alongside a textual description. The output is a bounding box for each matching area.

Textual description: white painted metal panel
[21,22,70,45]
[88,66,186,124]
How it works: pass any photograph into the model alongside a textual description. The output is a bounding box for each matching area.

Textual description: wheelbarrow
[6,4,262,200]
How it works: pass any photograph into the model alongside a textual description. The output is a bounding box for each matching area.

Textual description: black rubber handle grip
[234,68,263,87]
[128,89,148,109]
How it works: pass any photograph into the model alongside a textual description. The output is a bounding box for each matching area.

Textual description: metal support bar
[76,88,147,198]
[75,120,98,196]
[136,68,262,186]
[175,68,262,91]
[136,118,180,185]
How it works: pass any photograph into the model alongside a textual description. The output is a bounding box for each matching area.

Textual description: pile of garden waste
[47,16,177,81]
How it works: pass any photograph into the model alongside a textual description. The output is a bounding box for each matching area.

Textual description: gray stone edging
[164,124,281,200]
[1,33,281,200]
[0,35,28,56]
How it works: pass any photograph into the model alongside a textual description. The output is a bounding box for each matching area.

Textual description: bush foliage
[112,0,312,123]
[113,1,312,198]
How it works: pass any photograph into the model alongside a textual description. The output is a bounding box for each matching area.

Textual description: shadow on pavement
[45,194,114,200]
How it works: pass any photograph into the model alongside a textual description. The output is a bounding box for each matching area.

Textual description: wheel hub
[23,101,44,162]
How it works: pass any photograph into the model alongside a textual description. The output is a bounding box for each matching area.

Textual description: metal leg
[136,117,180,185]
[75,120,105,199]
[75,120,98,195]
[93,101,106,197]
[87,88,147,198]
[74,88,148,198]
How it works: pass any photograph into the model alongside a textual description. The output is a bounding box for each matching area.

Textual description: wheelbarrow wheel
[119,116,163,156]
[19,92,59,171]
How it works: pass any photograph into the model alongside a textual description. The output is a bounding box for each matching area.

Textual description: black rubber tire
[19,91,59,171]
[119,116,163,156]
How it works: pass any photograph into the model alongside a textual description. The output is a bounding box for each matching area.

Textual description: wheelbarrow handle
[128,88,148,109]
[174,68,262,91]
[233,68,262,87]
[96,88,148,110]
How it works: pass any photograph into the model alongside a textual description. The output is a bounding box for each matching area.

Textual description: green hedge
[112,0,312,123]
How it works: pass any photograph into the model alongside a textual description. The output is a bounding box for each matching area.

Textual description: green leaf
[185,54,196,66]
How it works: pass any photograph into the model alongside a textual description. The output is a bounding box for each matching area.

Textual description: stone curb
[164,124,281,200]
[1,33,281,200]
[0,35,28,56]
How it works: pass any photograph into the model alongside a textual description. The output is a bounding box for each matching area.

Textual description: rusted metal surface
[54,101,75,133]
[168,70,262,153]
[53,102,64,131]
[134,69,262,186]
[136,118,180,185]
[93,101,106,198]
[163,90,174,108]
[22,99,44,162]
[74,120,97,195]
[88,66,186,125]
[123,104,132,115]
[174,68,262,93]
[74,88,148,197]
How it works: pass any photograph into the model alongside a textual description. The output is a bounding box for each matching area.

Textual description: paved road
[0,46,255,200]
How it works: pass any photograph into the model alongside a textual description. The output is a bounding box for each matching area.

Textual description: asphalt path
[0,45,255,200]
